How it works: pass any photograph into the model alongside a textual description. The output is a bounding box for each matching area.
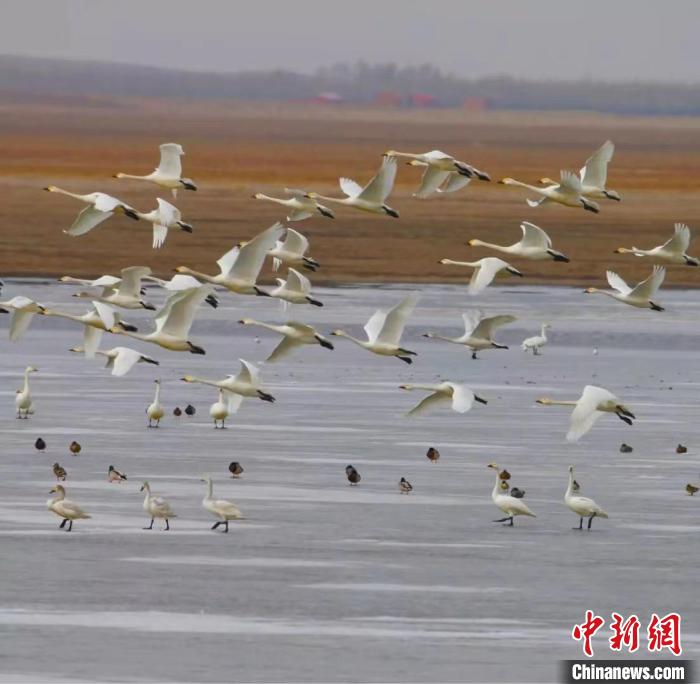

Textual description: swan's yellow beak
[614,248,624,253]
[467,239,478,246]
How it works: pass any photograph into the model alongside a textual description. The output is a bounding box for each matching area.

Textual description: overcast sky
[2,0,698,82]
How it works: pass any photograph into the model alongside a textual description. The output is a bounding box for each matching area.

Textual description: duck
[47,485,91,531]
[426,447,440,463]
[467,222,569,262]
[487,463,536,526]
[510,487,526,499]
[35,438,46,451]
[686,483,699,496]
[584,266,666,311]
[228,462,244,478]
[201,476,242,532]
[147,380,165,427]
[108,465,127,483]
[185,404,196,416]
[565,466,609,530]
[210,390,229,429]
[140,481,176,530]
[53,463,67,481]
[439,257,523,294]
[676,444,688,454]
[620,443,634,453]
[173,407,182,417]
[399,477,413,494]
[499,469,511,481]
[15,366,37,419]
[69,441,81,456]
[346,465,361,486]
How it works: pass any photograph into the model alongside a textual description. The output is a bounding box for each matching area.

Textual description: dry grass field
[2,96,700,286]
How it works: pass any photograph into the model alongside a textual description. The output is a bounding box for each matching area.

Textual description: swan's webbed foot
[616,413,633,426]
[471,352,478,360]
[493,516,513,526]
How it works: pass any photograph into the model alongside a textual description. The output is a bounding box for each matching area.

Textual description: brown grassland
[2,97,700,287]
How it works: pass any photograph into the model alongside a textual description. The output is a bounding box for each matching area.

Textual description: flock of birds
[2,139,698,532]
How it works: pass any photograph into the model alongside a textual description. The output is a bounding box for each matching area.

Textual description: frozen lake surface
[0,280,698,683]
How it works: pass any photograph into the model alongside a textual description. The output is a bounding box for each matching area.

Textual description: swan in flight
[15,365,37,418]
[584,266,666,311]
[536,385,635,442]
[268,228,320,272]
[253,188,334,221]
[386,148,490,191]
[182,359,275,413]
[176,223,284,295]
[140,481,175,530]
[238,318,334,362]
[111,285,213,353]
[47,485,91,531]
[210,389,229,428]
[201,476,242,532]
[540,140,620,202]
[69,346,159,376]
[499,171,600,213]
[439,257,523,294]
[135,198,194,248]
[114,143,196,197]
[565,466,608,530]
[44,186,139,236]
[399,382,487,416]
[405,160,474,197]
[423,310,515,359]
[615,223,698,266]
[269,268,323,307]
[0,296,45,341]
[468,222,569,262]
[487,463,536,526]
[331,292,419,364]
[71,266,155,310]
[521,323,551,355]
[307,156,399,217]
[143,274,219,309]
[146,379,165,427]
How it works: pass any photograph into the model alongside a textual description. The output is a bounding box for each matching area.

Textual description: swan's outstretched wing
[423,150,453,161]
[157,143,184,177]
[236,359,260,386]
[606,271,632,296]
[660,223,690,253]
[266,336,302,362]
[527,197,550,207]
[559,170,583,193]
[65,205,113,236]
[110,347,145,377]
[468,258,507,295]
[580,140,614,189]
[629,265,665,299]
[414,166,451,199]
[461,309,483,336]
[448,384,476,413]
[357,156,397,203]
[8,310,36,342]
[364,310,388,344]
[92,301,116,330]
[438,174,471,194]
[519,221,552,249]
[281,228,309,256]
[287,208,313,221]
[118,266,151,298]
[225,391,244,414]
[376,292,419,346]
[83,325,104,359]
[152,224,169,249]
[156,198,180,225]
[286,268,311,295]
[228,223,285,282]
[155,286,212,337]
[471,314,516,340]
[339,177,363,198]
[567,385,618,442]
[406,390,448,416]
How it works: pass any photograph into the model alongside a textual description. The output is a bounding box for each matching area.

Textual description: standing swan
[521,324,551,355]
[15,366,38,418]
[147,379,165,427]
[584,266,666,311]
[114,143,197,197]
[47,485,91,531]
[486,464,536,526]
[210,389,229,429]
[201,477,242,532]
[140,481,176,530]
[565,466,608,530]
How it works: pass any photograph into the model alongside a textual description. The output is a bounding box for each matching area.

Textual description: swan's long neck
[116,329,149,343]
[176,267,217,284]
[143,484,151,504]
[403,384,438,392]
[117,173,150,181]
[540,325,548,339]
[153,383,161,404]
[491,470,502,501]
[257,194,286,205]
[184,376,219,389]
[389,152,422,161]
[335,331,367,347]
[471,240,509,254]
[425,332,460,343]
[565,471,576,499]
[48,187,89,201]
[441,259,478,267]
[544,399,578,407]
[504,179,544,195]
[204,478,213,500]
[242,319,281,334]
[311,194,345,205]
[44,309,80,323]
[53,488,65,502]
[22,369,32,393]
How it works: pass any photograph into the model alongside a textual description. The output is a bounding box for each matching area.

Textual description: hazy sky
[2,0,698,81]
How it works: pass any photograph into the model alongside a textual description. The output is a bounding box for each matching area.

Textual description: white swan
[201,476,242,532]
[71,266,155,310]
[146,379,165,427]
[565,466,609,530]
[584,266,666,311]
[536,385,635,442]
[176,223,284,295]
[135,198,193,248]
[399,382,487,416]
[468,222,569,262]
[307,156,399,217]
[423,310,515,359]
[521,323,551,355]
[269,268,323,307]
[111,285,213,353]
[268,228,320,272]
[15,365,37,418]
[0,296,45,341]
[238,318,334,362]
[615,223,698,266]
[439,257,523,294]
[487,463,536,526]
[44,186,139,235]
[142,274,219,309]
[331,292,419,363]
[182,359,275,413]
[541,140,620,201]
[499,171,600,212]
[140,481,175,530]
[47,485,91,531]
[253,188,334,221]
[210,389,229,429]
[405,160,473,196]
[69,345,159,376]
[114,143,196,197]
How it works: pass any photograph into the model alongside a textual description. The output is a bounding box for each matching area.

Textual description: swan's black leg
[143,518,154,530]
[164,519,170,531]
[574,517,583,530]
[67,520,73,532]
[223,520,229,533]
[211,521,220,530]
[59,518,67,529]
[587,513,596,530]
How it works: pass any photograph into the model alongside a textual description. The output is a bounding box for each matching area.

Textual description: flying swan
[614,223,698,266]
[238,318,334,362]
[499,171,600,213]
[114,143,197,197]
[467,221,569,261]
[584,266,666,311]
[423,310,515,359]
[399,382,487,416]
[439,257,523,294]
[253,188,334,221]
